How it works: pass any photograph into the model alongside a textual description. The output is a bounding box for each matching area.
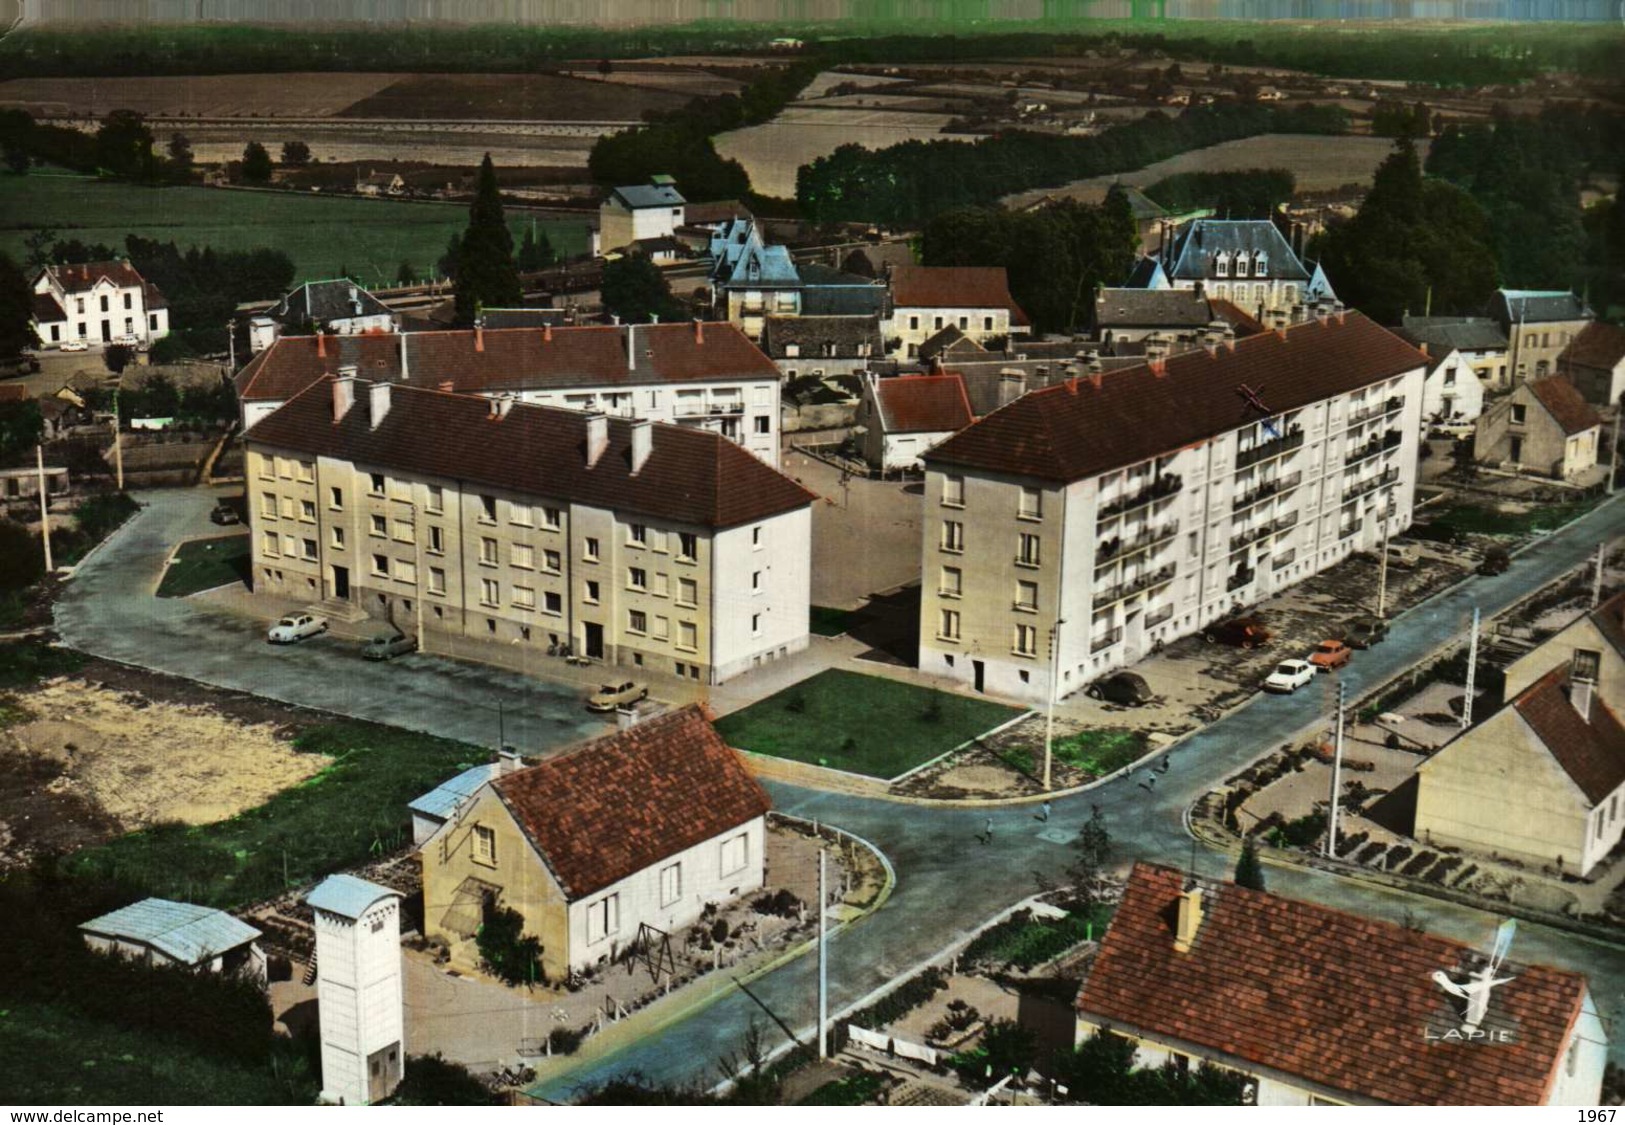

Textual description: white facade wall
[1549,994,1609,1105]
[564,814,766,972]
[327,313,399,336]
[710,510,811,683]
[33,274,168,348]
[1422,349,1486,424]
[878,430,956,472]
[600,201,683,253]
[887,304,1012,357]
[1170,276,1302,314]
[314,895,403,1106]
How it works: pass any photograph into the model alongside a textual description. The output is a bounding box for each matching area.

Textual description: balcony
[1235,426,1305,470]
[1091,626,1124,654]
[1099,473,1183,520]
[1227,567,1256,592]
[1096,563,1177,608]
[1342,465,1400,503]
[1344,427,1404,466]
[1096,519,1180,566]
[1339,518,1364,539]
[1272,548,1297,570]
[1229,510,1299,555]
[1345,395,1405,429]
[1232,471,1301,514]
[1145,603,1174,629]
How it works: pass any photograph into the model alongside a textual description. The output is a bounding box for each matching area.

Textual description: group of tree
[799,102,1346,227]
[919,190,1138,335]
[1049,1030,1251,1105]
[600,255,689,325]
[450,154,523,324]
[1314,138,1500,325]
[1141,168,1295,220]
[1370,99,1438,140]
[0,252,37,360]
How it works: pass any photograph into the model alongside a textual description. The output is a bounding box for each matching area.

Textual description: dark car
[1477,545,1511,576]
[1085,671,1154,706]
[1203,615,1272,649]
[363,632,417,661]
[209,503,241,525]
[1342,617,1389,649]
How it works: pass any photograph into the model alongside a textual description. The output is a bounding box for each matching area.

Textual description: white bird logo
[1432,920,1518,1031]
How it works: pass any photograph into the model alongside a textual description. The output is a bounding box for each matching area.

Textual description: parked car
[1263,659,1316,694]
[1085,671,1154,707]
[267,613,327,644]
[59,339,89,352]
[1308,639,1353,672]
[1478,546,1511,576]
[209,503,241,525]
[363,632,417,661]
[1204,615,1272,648]
[586,680,647,712]
[1341,617,1389,649]
[1385,543,1420,570]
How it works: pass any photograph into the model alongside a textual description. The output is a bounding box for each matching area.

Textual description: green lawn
[0,640,85,692]
[961,904,1114,972]
[64,720,484,908]
[0,172,589,285]
[157,533,251,598]
[715,668,1022,780]
[1429,499,1600,537]
[808,606,853,637]
[998,727,1149,780]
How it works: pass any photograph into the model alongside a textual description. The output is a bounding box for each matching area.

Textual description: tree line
[797,102,1346,227]
[1141,168,1296,220]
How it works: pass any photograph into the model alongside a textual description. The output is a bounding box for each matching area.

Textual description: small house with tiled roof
[1473,375,1601,482]
[1417,662,1625,878]
[1489,289,1594,385]
[600,175,686,253]
[248,279,399,355]
[31,260,170,350]
[1506,591,1625,708]
[418,705,770,979]
[1076,863,1605,1105]
[1397,315,1509,391]
[856,372,974,472]
[1558,322,1625,409]
[759,315,882,381]
[884,266,1030,359]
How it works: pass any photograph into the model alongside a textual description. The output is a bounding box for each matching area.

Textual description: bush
[751,888,802,919]
[391,1053,502,1106]
[148,335,195,365]
[949,1019,1037,1089]
[848,966,946,1032]
[476,901,543,986]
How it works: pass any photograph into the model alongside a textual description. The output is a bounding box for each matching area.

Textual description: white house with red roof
[1076,863,1606,1105]
[31,260,170,350]
[855,372,974,472]
[884,266,1030,359]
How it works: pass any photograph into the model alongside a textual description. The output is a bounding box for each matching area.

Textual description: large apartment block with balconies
[918,311,1427,705]
[244,376,814,686]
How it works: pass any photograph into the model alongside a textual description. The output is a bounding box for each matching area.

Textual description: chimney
[1149,356,1167,377]
[626,324,636,372]
[611,314,621,326]
[584,412,609,468]
[1173,885,1205,953]
[629,418,653,475]
[438,379,454,393]
[367,381,392,429]
[496,746,523,775]
[494,396,514,420]
[543,323,552,343]
[1089,371,1103,390]
[997,370,1026,408]
[1418,341,1429,357]
[317,332,327,358]
[1066,377,1079,396]
[650,313,659,324]
[332,376,358,422]
[694,318,704,345]
[475,324,484,353]
[337,363,359,380]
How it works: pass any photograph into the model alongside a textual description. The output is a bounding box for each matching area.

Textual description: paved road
[52,487,1625,1091]
[54,489,608,752]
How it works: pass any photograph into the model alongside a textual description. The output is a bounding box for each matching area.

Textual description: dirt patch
[338,73,692,121]
[0,73,405,118]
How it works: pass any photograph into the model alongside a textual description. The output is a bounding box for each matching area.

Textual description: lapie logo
[1426,919,1519,1045]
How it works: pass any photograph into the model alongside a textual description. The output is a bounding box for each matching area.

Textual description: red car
[1308,639,1353,672]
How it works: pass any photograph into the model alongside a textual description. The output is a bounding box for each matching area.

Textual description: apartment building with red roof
[1076,863,1606,1105]
[917,311,1426,705]
[31,260,170,350]
[419,705,770,979]
[245,377,814,685]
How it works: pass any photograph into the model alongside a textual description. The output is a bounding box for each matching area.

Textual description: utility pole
[1324,679,1345,859]
[1594,541,1607,609]
[1376,520,1390,619]
[817,846,828,1060]
[36,444,53,573]
[1461,607,1480,731]
[1043,615,1066,792]
[111,387,124,492]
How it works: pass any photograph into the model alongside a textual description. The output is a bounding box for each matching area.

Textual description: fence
[847,1024,940,1067]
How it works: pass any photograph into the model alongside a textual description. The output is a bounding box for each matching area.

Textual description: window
[296,461,314,483]
[367,513,388,538]
[677,532,698,561]
[629,566,647,591]
[908,315,919,331]
[751,613,761,635]
[395,559,416,584]
[428,526,444,554]
[543,507,562,529]
[512,543,535,569]
[544,549,561,573]
[330,526,345,549]
[1573,649,1602,682]
[1215,252,1230,278]
[478,494,497,522]
[752,526,763,549]
[1511,403,1527,425]
[392,520,413,543]
[473,825,496,866]
[1016,580,1038,611]
[479,537,498,565]
[329,486,344,509]
[100,294,108,312]
[513,585,535,610]
[654,615,670,640]
[1017,533,1042,567]
[720,833,749,875]
[983,316,994,332]
[678,621,697,650]
[586,894,620,943]
[260,491,276,517]
[678,577,698,607]
[629,609,647,634]
[754,415,770,434]
[943,475,965,507]
[428,566,446,594]
[584,537,600,562]
[425,485,443,514]
[508,503,532,528]
[584,580,601,604]
[751,570,762,594]
[941,520,964,553]
[630,523,647,546]
[933,316,943,331]
[283,534,298,556]
[261,530,279,557]
[1014,623,1038,656]
[660,863,682,907]
[544,591,562,614]
[958,316,968,330]
[940,566,962,598]
[480,578,500,607]
[1019,487,1042,520]
[940,608,961,641]
[371,553,389,576]
[369,473,385,495]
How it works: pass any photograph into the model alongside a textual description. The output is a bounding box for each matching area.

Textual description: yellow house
[419,706,769,981]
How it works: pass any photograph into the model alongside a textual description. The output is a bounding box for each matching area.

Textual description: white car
[267,613,328,644]
[586,680,648,712]
[59,339,89,352]
[1263,659,1316,694]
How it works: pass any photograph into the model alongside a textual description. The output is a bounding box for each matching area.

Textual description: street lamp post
[1043,615,1066,792]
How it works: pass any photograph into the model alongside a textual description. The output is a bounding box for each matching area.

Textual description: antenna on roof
[1236,383,1281,439]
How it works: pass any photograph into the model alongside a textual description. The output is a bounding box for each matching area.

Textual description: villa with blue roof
[1127,218,1334,316]
[708,219,884,340]
[600,175,686,255]
[80,898,265,981]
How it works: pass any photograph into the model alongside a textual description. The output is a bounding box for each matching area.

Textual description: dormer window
[1234,252,1250,277]
[784,343,800,358]
[1253,251,1269,277]
[1214,252,1230,278]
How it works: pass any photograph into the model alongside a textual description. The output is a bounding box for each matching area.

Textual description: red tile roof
[1513,665,1625,804]
[1078,863,1589,1105]
[492,705,770,900]
[889,266,1030,327]
[1207,297,1266,337]
[1559,322,1625,373]
[1586,591,1625,661]
[1528,376,1601,436]
[42,260,146,294]
[246,376,814,530]
[872,374,974,435]
[926,312,1426,483]
[233,323,778,404]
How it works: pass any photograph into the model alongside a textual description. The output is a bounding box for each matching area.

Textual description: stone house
[1473,376,1601,481]
[855,372,975,472]
[1558,322,1625,410]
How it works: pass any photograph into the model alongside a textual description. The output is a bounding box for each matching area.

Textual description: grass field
[715,668,1022,780]
[1428,499,1600,537]
[63,719,485,908]
[157,534,251,598]
[0,173,590,284]
[997,727,1149,781]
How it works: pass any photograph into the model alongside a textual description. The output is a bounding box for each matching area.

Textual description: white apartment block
[919,312,1426,705]
[233,321,784,467]
[245,377,813,686]
[31,260,170,349]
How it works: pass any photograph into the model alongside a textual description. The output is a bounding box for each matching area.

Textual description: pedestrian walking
[1160,754,1171,772]
[983,815,994,844]
[1146,771,1157,789]
[1040,801,1051,822]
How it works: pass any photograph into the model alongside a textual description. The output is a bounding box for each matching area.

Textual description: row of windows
[934,610,1038,656]
[906,313,999,334]
[584,832,751,944]
[65,292,137,316]
[939,520,1042,566]
[938,475,1043,521]
[1211,250,1269,279]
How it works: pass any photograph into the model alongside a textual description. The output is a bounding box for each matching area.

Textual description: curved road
[54,488,1625,1092]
